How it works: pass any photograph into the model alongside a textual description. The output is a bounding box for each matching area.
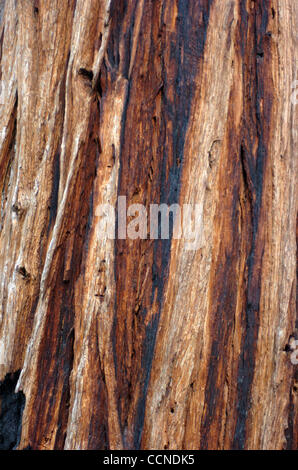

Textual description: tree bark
[0,0,297,450]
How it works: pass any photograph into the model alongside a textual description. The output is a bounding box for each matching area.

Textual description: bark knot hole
[78,68,94,81]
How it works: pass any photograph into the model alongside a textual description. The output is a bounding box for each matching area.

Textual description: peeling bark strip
[0,0,297,450]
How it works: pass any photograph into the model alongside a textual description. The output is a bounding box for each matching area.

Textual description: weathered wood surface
[0,0,297,450]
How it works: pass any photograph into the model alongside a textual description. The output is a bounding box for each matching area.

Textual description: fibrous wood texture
[0,0,297,450]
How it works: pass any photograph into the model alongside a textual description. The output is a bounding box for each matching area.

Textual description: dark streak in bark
[233,0,272,449]
[48,151,60,231]
[25,95,101,449]
[46,50,69,236]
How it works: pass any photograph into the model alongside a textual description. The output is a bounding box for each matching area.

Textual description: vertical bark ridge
[114,0,214,449]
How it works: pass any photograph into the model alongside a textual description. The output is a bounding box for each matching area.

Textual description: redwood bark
[0,0,297,450]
